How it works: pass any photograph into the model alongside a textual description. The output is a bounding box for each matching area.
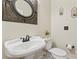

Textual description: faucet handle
[20,37,26,42]
[20,37,24,39]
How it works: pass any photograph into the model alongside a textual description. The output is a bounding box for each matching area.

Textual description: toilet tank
[44,38,53,50]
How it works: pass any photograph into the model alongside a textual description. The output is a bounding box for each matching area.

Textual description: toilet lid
[49,48,67,56]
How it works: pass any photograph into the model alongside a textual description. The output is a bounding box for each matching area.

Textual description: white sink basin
[4,36,45,58]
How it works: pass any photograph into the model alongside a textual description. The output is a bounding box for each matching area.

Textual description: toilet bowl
[44,38,67,59]
[48,48,67,59]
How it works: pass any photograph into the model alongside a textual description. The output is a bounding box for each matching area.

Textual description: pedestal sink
[4,36,46,58]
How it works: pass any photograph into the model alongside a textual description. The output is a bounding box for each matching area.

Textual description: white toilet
[44,38,68,59]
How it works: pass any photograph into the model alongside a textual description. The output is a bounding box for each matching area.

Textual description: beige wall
[51,0,77,49]
[2,0,51,59]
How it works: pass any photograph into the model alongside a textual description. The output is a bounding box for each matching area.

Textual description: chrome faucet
[20,35,30,42]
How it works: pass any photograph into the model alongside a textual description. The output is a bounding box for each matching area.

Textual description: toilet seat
[48,48,67,59]
[48,48,67,57]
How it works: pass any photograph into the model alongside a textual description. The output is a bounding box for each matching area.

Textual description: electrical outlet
[64,26,69,30]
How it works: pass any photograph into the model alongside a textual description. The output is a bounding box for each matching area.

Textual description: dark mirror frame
[2,0,38,24]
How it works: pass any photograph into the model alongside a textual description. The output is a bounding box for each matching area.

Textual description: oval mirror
[14,0,33,17]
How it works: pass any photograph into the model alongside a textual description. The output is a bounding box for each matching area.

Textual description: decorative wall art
[59,8,64,16]
[71,7,77,18]
[2,0,38,24]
